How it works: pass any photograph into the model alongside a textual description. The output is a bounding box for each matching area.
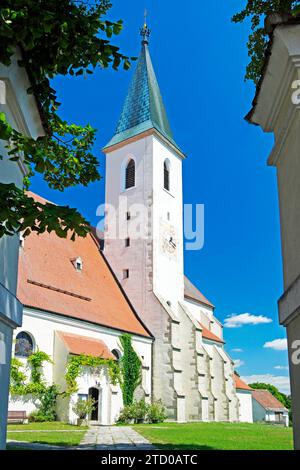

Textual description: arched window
[125,159,135,189]
[15,332,34,357]
[164,160,170,191]
[111,349,122,361]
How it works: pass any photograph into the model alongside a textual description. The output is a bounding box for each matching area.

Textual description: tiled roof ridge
[252,389,288,410]
[56,330,115,360]
[199,322,224,344]
[234,373,253,391]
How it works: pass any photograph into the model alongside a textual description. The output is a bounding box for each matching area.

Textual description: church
[9,26,253,424]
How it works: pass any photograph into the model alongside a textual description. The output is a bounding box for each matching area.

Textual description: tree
[0,0,135,240]
[232,1,300,84]
[249,382,291,409]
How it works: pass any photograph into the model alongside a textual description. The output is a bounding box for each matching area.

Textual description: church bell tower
[102,23,239,425]
[103,21,185,332]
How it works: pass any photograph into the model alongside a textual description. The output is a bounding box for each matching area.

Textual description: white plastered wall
[236,390,253,423]
[9,308,152,424]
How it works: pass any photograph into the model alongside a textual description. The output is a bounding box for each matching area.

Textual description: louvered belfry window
[125,159,135,189]
[164,160,170,191]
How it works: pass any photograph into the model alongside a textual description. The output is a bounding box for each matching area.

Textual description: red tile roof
[57,331,114,359]
[200,323,224,344]
[252,389,288,411]
[234,373,252,391]
[184,276,215,308]
[18,192,151,338]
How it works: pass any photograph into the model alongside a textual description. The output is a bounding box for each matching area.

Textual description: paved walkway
[79,425,156,450]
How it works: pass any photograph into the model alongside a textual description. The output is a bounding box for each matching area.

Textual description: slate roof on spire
[104,40,182,154]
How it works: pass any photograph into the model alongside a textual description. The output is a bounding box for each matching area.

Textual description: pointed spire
[140,9,151,44]
[104,19,182,155]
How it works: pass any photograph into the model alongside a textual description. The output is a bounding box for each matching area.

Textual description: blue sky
[31,1,290,392]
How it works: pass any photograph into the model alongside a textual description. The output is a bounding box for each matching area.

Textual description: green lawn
[133,422,293,450]
[7,422,88,447]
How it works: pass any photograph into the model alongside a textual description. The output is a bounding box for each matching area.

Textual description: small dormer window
[73,257,83,272]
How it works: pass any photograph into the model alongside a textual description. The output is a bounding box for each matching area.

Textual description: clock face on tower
[160,220,178,259]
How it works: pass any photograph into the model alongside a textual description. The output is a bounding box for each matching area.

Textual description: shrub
[117,400,148,424]
[28,411,41,423]
[28,410,53,423]
[72,398,95,421]
[28,384,58,422]
[133,400,148,422]
[117,403,136,424]
[147,400,167,424]
[117,399,167,424]
[37,384,58,421]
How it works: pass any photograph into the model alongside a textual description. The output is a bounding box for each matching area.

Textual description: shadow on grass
[7,440,216,451]
[154,443,217,450]
[7,440,84,450]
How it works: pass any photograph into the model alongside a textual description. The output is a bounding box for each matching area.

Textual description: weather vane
[140,9,151,44]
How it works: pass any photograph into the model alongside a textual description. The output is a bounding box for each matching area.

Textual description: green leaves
[232,1,300,84]
[0,183,91,240]
[73,397,96,420]
[10,353,58,421]
[10,358,27,391]
[64,335,141,400]
[28,350,53,384]
[0,112,13,140]
[119,334,142,406]
[10,350,53,397]
[1,115,100,191]
[0,1,134,239]
[65,354,119,395]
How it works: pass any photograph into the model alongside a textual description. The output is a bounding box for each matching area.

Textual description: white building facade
[11,307,152,425]
[246,15,300,448]
[234,374,253,423]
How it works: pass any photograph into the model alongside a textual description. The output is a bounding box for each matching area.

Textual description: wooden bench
[7,410,27,424]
